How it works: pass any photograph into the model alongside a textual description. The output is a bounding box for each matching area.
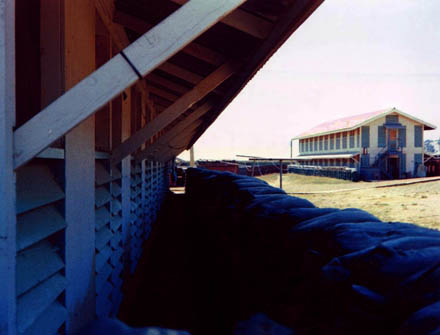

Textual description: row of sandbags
[184,168,440,335]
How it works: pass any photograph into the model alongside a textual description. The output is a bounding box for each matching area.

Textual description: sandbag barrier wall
[289,165,360,181]
[185,168,440,335]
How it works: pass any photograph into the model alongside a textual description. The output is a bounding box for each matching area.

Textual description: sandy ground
[259,173,440,230]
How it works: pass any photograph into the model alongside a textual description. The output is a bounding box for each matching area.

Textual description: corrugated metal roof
[294,108,437,140]
[296,109,387,139]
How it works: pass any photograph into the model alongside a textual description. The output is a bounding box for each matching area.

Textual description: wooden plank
[135,101,212,161]
[62,1,96,332]
[149,86,179,103]
[121,88,132,252]
[112,61,238,164]
[21,301,67,335]
[16,241,64,297]
[146,73,189,95]
[114,10,225,66]
[17,205,66,252]
[170,0,272,39]
[15,0,245,168]
[16,274,66,334]
[187,0,324,149]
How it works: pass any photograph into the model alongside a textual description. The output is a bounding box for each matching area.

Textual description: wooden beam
[95,0,158,118]
[114,10,225,66]
[62,1,96,332]
[148,86,179,103]
[135,101,213,161]
[146,73,190,95]
[14,0,246,168]
[0,0,16,333]
[187,0,324,149]
[111,61,238,164]
[158,62,226,95]
[169,0,273,39]
[155,121,202,162]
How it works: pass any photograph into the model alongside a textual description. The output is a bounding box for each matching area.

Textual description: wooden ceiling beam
[114,10,225,66]
[169,0,273,39]
[111,61,239,165]
[13,0,246,168]
[135,101,213,161]
[95,0,158,118]
[148,86,179,103]
[157,62,226,95]
[146,73,190,95]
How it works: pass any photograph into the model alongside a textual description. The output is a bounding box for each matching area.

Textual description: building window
[361,126,370,148]
[386,115,399,124]
[319,136,323,151]
[314,138,318,152]
[356,128,360,147]
[330,134,334,150]
[336,133,341,150]
[349,130,355,148]
[324,136,328,151]
[414,125,423,147]
[342,132,347,149]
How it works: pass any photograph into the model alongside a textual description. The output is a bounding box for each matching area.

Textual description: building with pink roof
[292,108,436,180]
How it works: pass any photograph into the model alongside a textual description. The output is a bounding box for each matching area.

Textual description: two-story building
[292,108,436,180]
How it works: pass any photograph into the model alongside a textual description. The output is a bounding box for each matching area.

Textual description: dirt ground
[258,173,440,230]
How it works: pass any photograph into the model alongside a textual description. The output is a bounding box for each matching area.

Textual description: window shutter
[361,126,370,148]
[378,126,386,147]
[398,126,406,147]
[400,153,406,175]
[414,125,423,147]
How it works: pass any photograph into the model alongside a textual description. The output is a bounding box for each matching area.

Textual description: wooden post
[62,1,96,332]
[190,146,195,167]
[0,0,16,333]
[279,160,283,189]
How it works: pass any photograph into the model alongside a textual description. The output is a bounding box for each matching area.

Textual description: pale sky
[180,0,440,161]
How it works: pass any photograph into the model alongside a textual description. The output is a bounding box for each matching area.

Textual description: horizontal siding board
[95,226,113,251]
[16,164,65,215]
[111,167,121,181]
[110,248,123,267]
[111,182,121,197]
[17,273,66,333]
[110,232,122,249]
[95,206,111,231]
[96,263,113,293]
[110,216,123,232]
[95,162,112,186]
[95,186,112,208]
[17,205,66,252]
[95,245,112,273]
[111,199,122,215]
[21,301,67,335]
[16,241,64,296]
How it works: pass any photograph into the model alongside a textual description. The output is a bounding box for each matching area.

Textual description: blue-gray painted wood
[96,227,113,251]
[21,301,67,335]
[349,133,354,148]
[16,273,66,334]
[96,162,112,186]
[0,11,16,332]
[361,126,370,148]
[400,153,406,176]
[16,205,66,252]
[414,153,423,174]
[16,241,64,296]
[399,126,406,147]
[336,135,340,150]
[414,125,423,147]
[330,136,334,150]
[65,117,96,331]
[378,126,386,147]
[95,245,112,273]
[95,186,112,208]
[96,263,113,293]
[15,164,65,215]
[95,207,111,231]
